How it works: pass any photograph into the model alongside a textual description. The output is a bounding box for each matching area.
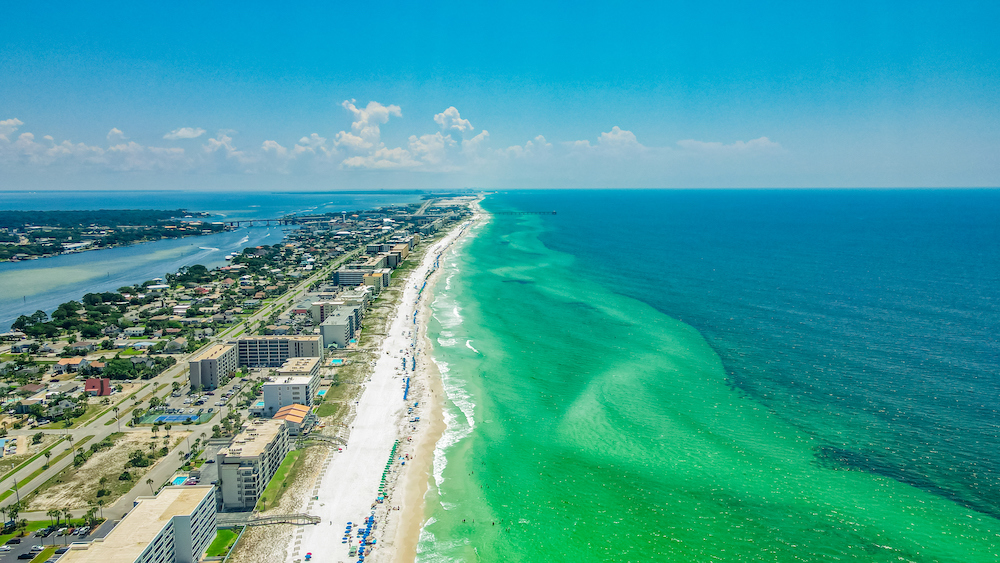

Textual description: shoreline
[386,200,485,562]
[291,202,481,563]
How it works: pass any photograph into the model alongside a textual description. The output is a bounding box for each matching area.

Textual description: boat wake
[199,247,219,251]
[465,340,480,354]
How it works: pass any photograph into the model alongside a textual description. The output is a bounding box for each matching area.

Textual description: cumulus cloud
[409,132,456,165]
[106,128,127,142]
[337,100,402,148]
[434,107,473,133]
[0,112,784,184]
[164,127,206,140]
[342,146,420,169]
[0,118,24,141]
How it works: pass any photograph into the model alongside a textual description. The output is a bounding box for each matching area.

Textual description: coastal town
[0,197,476,563]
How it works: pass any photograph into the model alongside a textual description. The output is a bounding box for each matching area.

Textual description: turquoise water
[418,192,1000,562]
[172,476,187,485]
[318,390,327,396]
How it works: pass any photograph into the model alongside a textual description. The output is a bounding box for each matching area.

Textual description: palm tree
[146,478,155,495]
[43,450,52,468]
[62,507,72,527]
[164,424,171,437]
[113,406,120,432]
[96,499,104,519]
[47,509,60,527]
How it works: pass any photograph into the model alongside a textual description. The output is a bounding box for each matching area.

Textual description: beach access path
[293,220,471,562]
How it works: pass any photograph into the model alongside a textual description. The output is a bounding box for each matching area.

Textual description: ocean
[419,190,1000,562]
[0,190,423,330]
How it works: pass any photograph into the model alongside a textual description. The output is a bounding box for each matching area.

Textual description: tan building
[236,335,324,367]
[188,343,237,390]
[58,485,216,563]
[275,356,320,378]
[217,419,291,511]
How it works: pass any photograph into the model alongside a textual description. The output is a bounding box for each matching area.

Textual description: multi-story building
[332,267,371,286]
[262,375,318,415]
[236,335,323,368]
[275,356,320,378]
[189,343,238,390]
[319,309,356,348]
[217,419,291,511]
[58,485,216,563]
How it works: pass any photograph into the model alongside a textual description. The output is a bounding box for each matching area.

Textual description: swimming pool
[172,476,186,485]
[330,358,344,365]
[317,390,327,396]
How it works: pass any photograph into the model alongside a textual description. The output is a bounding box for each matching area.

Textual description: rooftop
[218,419,285,459]
[194,343,234,361]
[58,486,214,563]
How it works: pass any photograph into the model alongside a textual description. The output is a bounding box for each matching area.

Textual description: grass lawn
[205,528,239,557]
[313,402,340,417]
[0,435,94,503]
[38,403,104,429]
[29,546,55,563]
[255,450,302,511]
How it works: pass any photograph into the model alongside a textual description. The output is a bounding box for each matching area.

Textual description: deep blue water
[492,189,1000,518]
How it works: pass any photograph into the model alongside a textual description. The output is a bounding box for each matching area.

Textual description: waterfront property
[217,419,291,511]
[188,343,238,390]
[58,485,217,563]
[236,335,324,367]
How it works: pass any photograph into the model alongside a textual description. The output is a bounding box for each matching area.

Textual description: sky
[1,1,998,190]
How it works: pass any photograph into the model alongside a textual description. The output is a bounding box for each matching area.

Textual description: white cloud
[408,132,455,165]
[298,133,326,149]
[341,146,420,169]
[504,135,551,158]
[676,136,782,153]
[338,100,401,148]
[164,127,206,140]
[0,118,24,141]
[107,128,127,142]
[433,107,473,133]
[335,131,372,151]
[0,113,787,185]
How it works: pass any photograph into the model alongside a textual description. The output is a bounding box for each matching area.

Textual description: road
[1,240,365,515]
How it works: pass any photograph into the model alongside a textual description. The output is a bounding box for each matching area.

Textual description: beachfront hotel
[235,334,324,367]
[188,342,238,390]
[57,485,216,563]
[217,419,291,510]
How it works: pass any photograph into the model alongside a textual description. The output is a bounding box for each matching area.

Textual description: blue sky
[2,1,998,189]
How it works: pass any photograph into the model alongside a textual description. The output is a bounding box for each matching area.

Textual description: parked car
[31,544,44,551]
[18,553,34,559]
[6,537,21,544]
[55,547,70,554]
[0,545,10,551]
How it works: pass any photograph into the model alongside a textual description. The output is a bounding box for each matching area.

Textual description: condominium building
[275,356,320,378]
[262,375,318,415]
[332,267,371,286]
[58,485,216,563]
[236,335,324,368]
[189,343,238,390]
[217,419,291,510]
[319,309,356,348]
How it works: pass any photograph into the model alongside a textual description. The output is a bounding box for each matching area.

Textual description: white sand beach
[292,208,478,563]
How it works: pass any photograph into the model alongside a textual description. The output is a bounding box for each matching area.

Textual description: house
[85,378,112,396]
[46,399,79,418]
[55,357,90,373]
[165,337,188,353]
[69,341,96,352]
[88,361,106,373]
[10,340,37,354]
[124,326,146,337]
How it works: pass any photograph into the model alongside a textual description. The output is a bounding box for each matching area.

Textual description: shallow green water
[417,212,1000,562]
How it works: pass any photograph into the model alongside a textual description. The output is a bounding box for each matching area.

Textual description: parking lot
[2,524,96,561]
